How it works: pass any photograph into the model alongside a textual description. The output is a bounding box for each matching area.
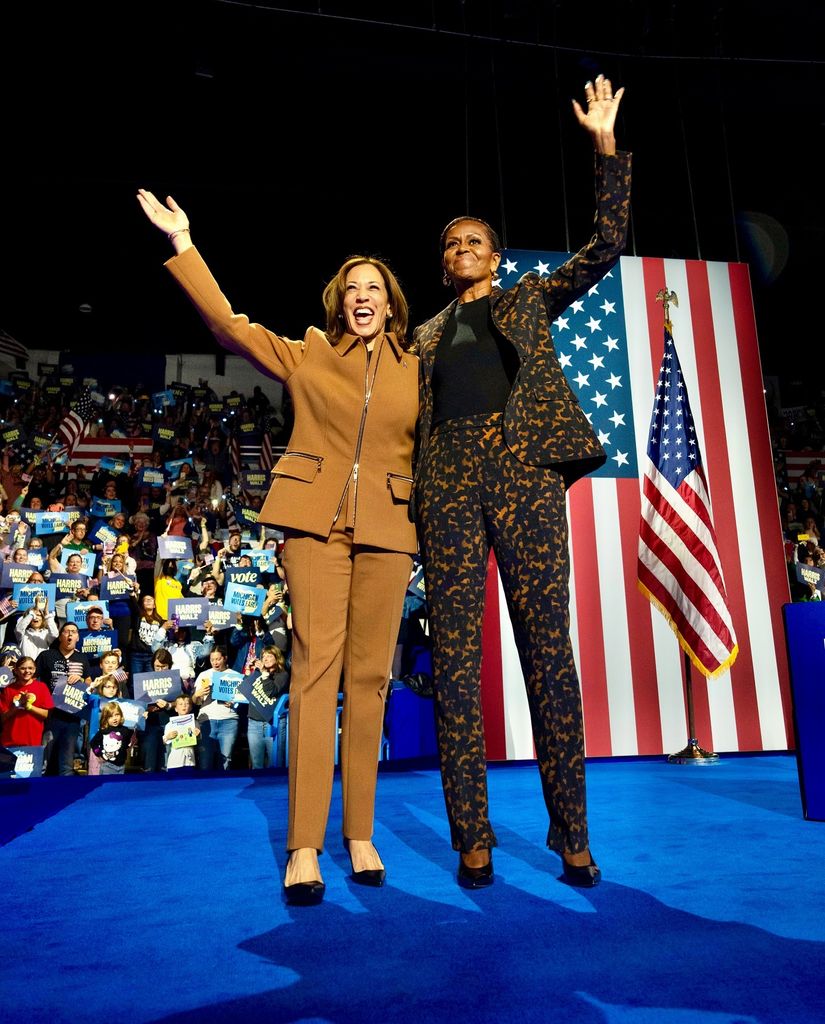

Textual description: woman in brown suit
[138,190,418,904]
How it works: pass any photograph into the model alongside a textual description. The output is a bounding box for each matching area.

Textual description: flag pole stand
[667,652,719,764]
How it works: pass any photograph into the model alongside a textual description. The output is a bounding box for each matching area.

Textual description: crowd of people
[771,406,825,602]
[0,374,294,776]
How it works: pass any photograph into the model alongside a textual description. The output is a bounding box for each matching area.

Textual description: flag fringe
[636,580,739,679]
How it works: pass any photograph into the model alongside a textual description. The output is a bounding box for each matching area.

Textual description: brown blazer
[166,248,419,555]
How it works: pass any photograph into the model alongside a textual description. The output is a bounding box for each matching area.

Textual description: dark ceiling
[3,1,824,402]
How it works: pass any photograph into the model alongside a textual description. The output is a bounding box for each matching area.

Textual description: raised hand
[137,189,192,251]
[572,74,624,153]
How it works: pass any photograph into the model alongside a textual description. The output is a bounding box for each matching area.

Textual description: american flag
[637,310,738,678]
[229,432,242,484]
[55,387,95,457]
[478,251,791,758]
[68,436,154,476]
[780,450,825,482]
[260,420,274,476]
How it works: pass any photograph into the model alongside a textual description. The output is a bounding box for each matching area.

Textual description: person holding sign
[245,646,289,769]
[192,647,240,771]
[14,600,59,661]
[36,622,92,776]
[139,191,417,903]
[0,656,53,748]
[163,692,201,770]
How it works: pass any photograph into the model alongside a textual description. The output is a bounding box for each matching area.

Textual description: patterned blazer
[413,151,632,489]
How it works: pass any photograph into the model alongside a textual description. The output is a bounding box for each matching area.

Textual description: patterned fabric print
[416,413,590,855]
[412,152,632,489]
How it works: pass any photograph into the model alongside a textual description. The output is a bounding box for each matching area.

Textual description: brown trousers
[281,518,411,851]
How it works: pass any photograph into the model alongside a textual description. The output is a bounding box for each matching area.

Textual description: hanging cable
[674,65,702,261]
[489,49,508,248]
[551,5,570,252]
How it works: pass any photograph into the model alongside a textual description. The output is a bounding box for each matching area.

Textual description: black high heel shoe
[457,851,494,889]
[283,880,326,906]
[344,839,386,887]
[560,853,601,888]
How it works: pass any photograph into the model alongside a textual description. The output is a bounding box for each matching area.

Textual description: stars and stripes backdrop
[479,252,792,758]
[67,436,154,476]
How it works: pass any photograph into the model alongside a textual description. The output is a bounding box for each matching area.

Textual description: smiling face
[14,658,36,683]
[441,219,501,293]
[342,263,392,343]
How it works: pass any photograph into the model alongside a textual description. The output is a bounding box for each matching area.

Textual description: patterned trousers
[416,413,590,856]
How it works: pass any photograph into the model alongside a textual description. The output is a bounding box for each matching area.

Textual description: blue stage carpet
[1,754,823,1023]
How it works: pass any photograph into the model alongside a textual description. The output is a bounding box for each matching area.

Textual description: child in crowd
[163,692,200,770]
[89,702,134,775]
[86,671,125,775]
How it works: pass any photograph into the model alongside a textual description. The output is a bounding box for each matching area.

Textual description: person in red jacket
[0,656,54,747]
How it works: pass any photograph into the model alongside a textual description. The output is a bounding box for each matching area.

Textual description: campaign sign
[60,549,96,576]
[165,456,194,476]
[240,549,276,573]
[89,497,121,518]
[239,421,260,439]
[53,677,89,716]
[795,562,825,594]
[51,573,89,601]
[4,746,44,779]
[18,508,39,527]
[79,630,117,658]
[138,467,166,486]
[0,379,14,396]
[207,603,233,630]
[212,670,247,704]
[242,470,267,492]
[133,669,181,704]
[25,549,46,571]
[225,395,242,409]
[12,583,56,612]
[224,582,265,616]
[32,431,54,451]
[152,389,176,410]
[112,698,146,731]
[89,520,120,548]
[153,425,176,446]
[34,511,72,535]
[225,564,263,589]
[98,455,131,475]
[157,535,193,560]
[1,425,24,446]
[0,666,14,689]
[0,562,38,588]
[59,375,74,388]
[208,401,223,413]
[99,575,137,602]
[168,597,210,629]
[169,712,198,748]
[66,600,110,625]
[238,673,280,722]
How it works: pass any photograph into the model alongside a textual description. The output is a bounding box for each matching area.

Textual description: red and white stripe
[68,436,154,476]
[480,255,792,759]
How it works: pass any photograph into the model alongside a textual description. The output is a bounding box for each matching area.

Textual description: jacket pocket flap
[387,473,413,501]
[272,452,323,483]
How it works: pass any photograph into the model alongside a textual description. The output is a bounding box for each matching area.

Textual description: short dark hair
[439,216,502,254]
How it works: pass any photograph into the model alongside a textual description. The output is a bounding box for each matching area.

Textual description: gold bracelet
[168,228,191,241]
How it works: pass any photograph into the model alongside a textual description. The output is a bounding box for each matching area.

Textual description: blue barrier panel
[782,602,825,821]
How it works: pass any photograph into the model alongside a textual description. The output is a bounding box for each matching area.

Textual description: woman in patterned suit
[138,192,418,904]
[413,75,631,889]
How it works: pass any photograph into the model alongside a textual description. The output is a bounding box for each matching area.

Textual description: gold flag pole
[653,289,720,766]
